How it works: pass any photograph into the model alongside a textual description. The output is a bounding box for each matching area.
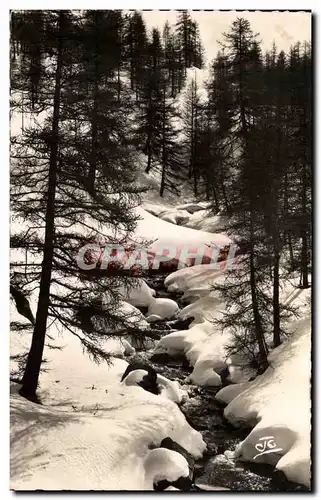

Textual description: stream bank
[126,273,308,492]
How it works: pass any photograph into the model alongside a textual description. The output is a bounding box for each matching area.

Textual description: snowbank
[147,297,179,322]
[135,207,231,269]
[118,279,156,307]
[122,369,187,404]
[10,305,206,490]
[11,382,205,490]
[216,314,311,488]
[10,264,197,487]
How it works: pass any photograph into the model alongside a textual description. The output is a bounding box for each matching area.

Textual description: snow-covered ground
[10,322,206,490]
[151,259,311,488]
[216,309,311,488]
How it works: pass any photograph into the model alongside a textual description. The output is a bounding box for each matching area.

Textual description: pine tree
[135,27,164,173]
[158,83,183,197]
[204,51,234,211]
[288,43,312,288]
[175,11,204,72]
[163,21,179,98]
[212,19,270,370]
[181,73,202,196]
[10,10,148,401]
[123,11,148,99]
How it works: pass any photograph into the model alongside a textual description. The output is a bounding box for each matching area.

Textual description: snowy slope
[216,306,311,488]
[10,299,206,490]
[11,382,205,490]
[135,206,231,248]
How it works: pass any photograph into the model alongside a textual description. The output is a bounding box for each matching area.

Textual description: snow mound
[119,279,155,308]
[147,297,179,321]
[216,319,311,488]
[187,356,227,387]
[175,202,211,214]
[157,374,188,404]
[159,208,191,225]
[122,369,187,404]
[144,448,189,489]
[146,314,162,323]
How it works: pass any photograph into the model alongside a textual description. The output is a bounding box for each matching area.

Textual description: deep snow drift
[10,324,206,490]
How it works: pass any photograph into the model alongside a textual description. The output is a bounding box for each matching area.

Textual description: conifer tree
[10,10,148,401]
[212,19,270,370]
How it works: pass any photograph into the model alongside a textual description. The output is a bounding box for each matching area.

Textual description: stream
[126,273,307,492]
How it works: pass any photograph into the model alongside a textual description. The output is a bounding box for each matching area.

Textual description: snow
[147,297,179,322]
[134,207,231,268]
[121,369,187,404]
[11,324,206,490]
[187,356,227,387]
[10,303,206,490]
[159,208,191,225]
[216,305,311,488]
[156,374,187,404]
[175,201,211,214]
[118,279,180,322]
[144,448,189,489]
[118,279,156,307]
[11,383,205,490]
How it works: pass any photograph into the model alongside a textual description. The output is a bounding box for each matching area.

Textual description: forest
[10,10,311,492]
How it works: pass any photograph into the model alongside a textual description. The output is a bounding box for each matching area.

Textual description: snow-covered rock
[145,314,162,323]
[144,448,189,490]
[147,297,179,321]
[187,356,228,387]
[215,382,252,405]
[157,374,187,404]
[121,369,187,404]
[119,279,155,308]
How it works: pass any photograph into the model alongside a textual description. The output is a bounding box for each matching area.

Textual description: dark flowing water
[127,274,308,492]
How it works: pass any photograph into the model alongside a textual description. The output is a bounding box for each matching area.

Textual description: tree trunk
[159,89,166,197]
[89,78,98,194]
[249,246,269,369]
[117,66,121,103]
[287,232,295,270]
[273,248,281,347]
[145,138,152,173]
[20,12,64,402]
[300,229,309,288]
[88,22,99,195]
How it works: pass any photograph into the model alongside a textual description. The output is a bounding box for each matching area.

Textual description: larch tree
[10,10,150,402]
